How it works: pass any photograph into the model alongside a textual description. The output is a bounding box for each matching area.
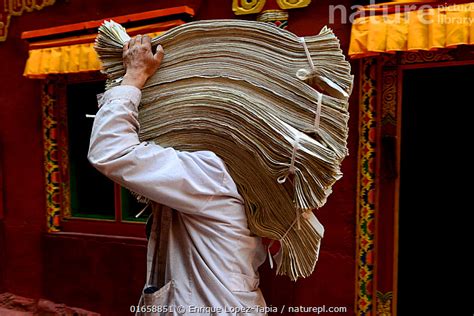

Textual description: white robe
[88,85,267,315]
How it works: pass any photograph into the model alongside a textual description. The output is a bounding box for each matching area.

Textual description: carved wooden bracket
[232,0,311,15]
[1,0,55,42]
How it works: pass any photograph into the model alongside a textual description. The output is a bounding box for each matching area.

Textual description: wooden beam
[22,6,194,40]
[0,150,3,220]
[27,20,185,50]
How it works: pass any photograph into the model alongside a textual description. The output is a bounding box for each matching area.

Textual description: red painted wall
[0,0,357,315]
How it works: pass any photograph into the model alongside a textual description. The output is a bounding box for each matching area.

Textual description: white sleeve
[87,85,240,214]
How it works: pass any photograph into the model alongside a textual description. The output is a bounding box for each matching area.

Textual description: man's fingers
[127,34,152,51]
[129,36,136,47]
[123,41,129,70]
[143,35,151,47]
[136,35,142,45]
[154,45,164,65]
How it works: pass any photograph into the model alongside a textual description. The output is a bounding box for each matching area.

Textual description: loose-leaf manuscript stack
[95,20,353,281]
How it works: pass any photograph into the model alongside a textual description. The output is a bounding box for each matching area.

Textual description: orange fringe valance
[24,42,101,78]
[349,2,474,58]
[24,32,163,78]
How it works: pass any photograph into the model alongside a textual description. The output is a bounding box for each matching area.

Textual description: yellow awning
[22,8,193,78]
[24,42,101,78]
[24,31,162,78]
[349,2,474,58]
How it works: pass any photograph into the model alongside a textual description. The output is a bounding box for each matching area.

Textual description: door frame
[355,46,474,316]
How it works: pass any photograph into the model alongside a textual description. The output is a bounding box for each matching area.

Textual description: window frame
[0,148,4,221]
[41,72,147,237]
[22,7,194,237]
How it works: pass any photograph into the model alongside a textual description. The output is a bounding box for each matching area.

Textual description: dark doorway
[398,64,474,314]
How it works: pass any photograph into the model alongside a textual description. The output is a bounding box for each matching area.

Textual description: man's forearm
[122,73,148,89]
[86,85,224,213]
[88,85,142,176]
[86,35,229,213]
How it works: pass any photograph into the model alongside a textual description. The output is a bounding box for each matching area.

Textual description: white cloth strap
[315,92,322,132]
[267,208,312,269]
[299,37,316,72]
[277,136,299,184]
[299,37,322,133]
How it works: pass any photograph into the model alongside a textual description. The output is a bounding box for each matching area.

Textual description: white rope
[267,212,304,269]
[300,37,323,134]
[135,201,150,218]
[314,92,322,132]
[277,136,299,184]
[299,37,315,71]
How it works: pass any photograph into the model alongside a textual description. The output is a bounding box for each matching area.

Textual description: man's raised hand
[122,34,164,89]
